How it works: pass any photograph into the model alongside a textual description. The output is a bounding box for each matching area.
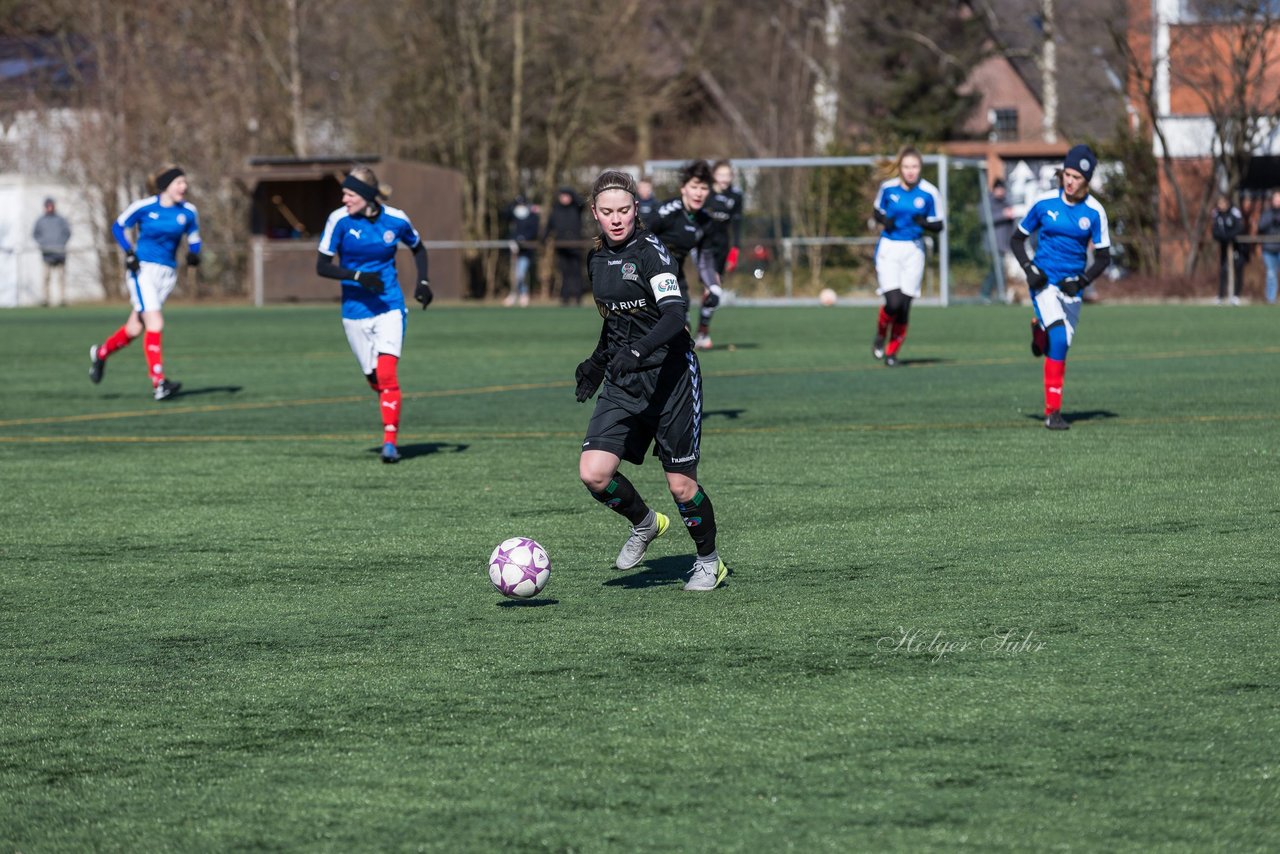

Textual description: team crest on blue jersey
[621,262,638,281]
[914,198,925,209]
[1077,217,1090,231]
[176,213,187,225]
[383,230,396,244]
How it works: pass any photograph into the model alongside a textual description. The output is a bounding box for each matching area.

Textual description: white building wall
[0,174,106,307]
[0,108,107,307]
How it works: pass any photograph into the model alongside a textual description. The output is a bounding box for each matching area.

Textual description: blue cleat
[380,442,401,464]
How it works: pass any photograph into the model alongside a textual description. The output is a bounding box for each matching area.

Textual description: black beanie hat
[1062,145,1097,182]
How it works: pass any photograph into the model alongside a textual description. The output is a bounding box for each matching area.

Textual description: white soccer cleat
[616,510,669,570]
[683,553,728,591]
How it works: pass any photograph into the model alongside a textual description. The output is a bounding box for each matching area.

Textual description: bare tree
[1113,0,1280,273]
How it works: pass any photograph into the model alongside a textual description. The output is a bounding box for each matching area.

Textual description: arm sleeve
[630,300,688,360]
[918,218,944,234]
[1083,246,1111,283]
[111,221,133,253]
[316,251,358,281]
[411,242,429,281]
[1010,230,1031,268]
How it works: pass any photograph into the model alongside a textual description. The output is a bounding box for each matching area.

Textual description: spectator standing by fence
[544,186,587,305]
[1212,194,1247,306]
[33,197,71,307]
[504,195,539,307]
[979,179,1021,305]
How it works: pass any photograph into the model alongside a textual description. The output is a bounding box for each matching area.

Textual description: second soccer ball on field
[819,288,837,306]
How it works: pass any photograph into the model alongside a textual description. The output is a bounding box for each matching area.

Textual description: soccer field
[2,303,1277,851]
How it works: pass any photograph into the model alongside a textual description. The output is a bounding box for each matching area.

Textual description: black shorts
[583,351,703,473]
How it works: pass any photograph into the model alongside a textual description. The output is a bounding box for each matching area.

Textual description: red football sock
[375,354,401,445]
[144,330,164,386]
[876,307,892,338]
[100,325,135,360]
[886,322,908,356]
[1044,358,1066,414]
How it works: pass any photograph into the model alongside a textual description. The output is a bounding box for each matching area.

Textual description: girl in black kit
[648,160,724,350]
[574,170,727,591]
[698,159,745,349]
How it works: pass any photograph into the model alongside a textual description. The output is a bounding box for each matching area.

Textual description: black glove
[353,270,384,294]
[186,251,200,267]
[574,356,606,402]
[414,279,433,309]
[1023,262,1047,290]
[607,347,643,382]
[872,209,889,227]
[1058,275,1086,297]
[124,252,140,274]
[912,213,928,226]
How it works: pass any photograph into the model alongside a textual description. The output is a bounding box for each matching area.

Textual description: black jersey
[648,197,706,267]
[588,230,688,366]
[703,185,744,255]
[647,197,719,296]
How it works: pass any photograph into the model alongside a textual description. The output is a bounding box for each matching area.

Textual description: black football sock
[676,486,717,557]
[589,473,650,526]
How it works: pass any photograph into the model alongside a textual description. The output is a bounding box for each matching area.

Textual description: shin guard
[676,486,718,557]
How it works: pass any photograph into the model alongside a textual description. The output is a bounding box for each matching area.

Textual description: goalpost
[644,154,998,307]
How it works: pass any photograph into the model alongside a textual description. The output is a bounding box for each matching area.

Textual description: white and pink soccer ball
[488,537,551,599]
[819,287,838,306]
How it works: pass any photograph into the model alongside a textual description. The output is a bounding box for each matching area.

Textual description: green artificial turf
[1,302,1277,851]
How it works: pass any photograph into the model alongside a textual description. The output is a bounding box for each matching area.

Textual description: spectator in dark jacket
[636,176,659,228]
[1256,189,1280,305]
[504,195,540,306]
[1212,194,1247,305]
[980,179,1019,304]
[543,186,586,305]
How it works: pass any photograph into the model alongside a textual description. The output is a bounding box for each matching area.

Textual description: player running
[697,159,745,349]
[1011,144,1112,430]
[316,166,433,463]
[574,169,728,592]
[647,160,724,350]
[871,147,944,366]
[88,165,200,400]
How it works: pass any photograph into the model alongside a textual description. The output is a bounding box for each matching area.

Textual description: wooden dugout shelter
[239,156,464,304]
